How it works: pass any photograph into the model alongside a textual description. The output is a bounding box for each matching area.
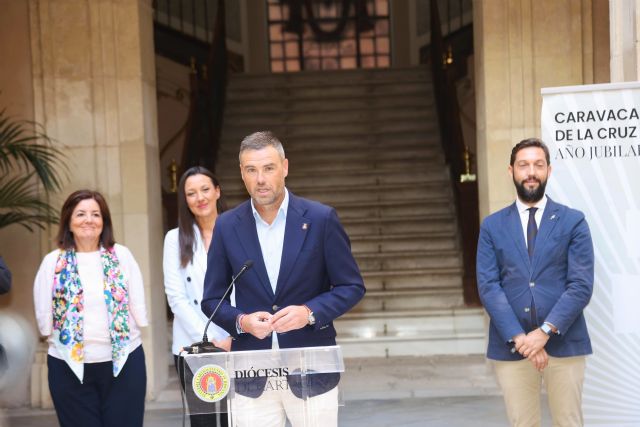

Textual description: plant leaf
[0,171,59,231]
[0,109,68,192]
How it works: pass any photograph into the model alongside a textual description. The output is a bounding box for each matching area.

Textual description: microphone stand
[183,261,253,354]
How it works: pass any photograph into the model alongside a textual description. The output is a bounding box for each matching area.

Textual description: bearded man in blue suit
[477,138,594,427]
[202,131,365,427]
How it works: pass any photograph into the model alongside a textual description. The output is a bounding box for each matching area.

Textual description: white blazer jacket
[163,227,228,355]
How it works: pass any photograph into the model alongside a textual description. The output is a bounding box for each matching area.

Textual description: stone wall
[0,0,168,407]
[473,0,610,218]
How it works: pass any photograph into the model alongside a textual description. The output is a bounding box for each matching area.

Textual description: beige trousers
[493,356,586,427]
[230,386,339,427]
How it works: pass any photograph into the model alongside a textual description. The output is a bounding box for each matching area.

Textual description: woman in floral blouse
[34,190,148,427]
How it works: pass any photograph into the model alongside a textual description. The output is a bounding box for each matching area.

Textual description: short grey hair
[239,131,285,162]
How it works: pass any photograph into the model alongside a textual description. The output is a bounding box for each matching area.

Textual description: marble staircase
[215,67,485,358]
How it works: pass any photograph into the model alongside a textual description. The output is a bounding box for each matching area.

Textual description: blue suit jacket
[202,191,365,351]
[476,197,594,360]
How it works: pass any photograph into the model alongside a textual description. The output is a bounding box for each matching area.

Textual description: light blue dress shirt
[251,188,289,347]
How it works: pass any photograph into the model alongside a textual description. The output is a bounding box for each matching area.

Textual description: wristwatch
[540,323,554,336]
[304,305,316,325]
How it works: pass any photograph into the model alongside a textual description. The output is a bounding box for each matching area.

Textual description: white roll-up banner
[541,81,640,426]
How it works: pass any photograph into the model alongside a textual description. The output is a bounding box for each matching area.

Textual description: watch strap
[303,305,315,325]
[540,323,553,336]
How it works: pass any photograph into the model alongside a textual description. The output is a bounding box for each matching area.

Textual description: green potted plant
[0,109,67,231]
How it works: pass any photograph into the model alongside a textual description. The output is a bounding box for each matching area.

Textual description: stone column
[609,0,640,82]
[0,0,40,408]
[473,0,598,217]
[28,0,167,401]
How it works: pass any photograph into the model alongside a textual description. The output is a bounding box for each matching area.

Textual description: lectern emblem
[192,364,230,402]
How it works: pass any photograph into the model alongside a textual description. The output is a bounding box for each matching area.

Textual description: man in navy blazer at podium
[477,138,594,427]
[202,130,365,427]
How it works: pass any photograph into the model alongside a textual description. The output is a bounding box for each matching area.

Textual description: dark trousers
[48,345,146,427]
[174,355,229,427]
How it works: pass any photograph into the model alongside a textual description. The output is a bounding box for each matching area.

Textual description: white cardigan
[163,227,228,355]
[33,244,148,362]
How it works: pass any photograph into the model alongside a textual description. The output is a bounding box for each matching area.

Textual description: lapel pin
[302,223,308,230]
[550,214,556,220]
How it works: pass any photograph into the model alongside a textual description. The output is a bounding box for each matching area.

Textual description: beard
[514,176,547,203]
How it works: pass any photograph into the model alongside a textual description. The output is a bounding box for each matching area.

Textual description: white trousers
[230,386,339,427]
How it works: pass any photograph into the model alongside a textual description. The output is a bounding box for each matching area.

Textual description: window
[267,0,391,72]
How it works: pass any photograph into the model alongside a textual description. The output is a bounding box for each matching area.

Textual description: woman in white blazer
[163,166,230,427]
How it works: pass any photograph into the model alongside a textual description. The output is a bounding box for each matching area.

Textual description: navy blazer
[202,192,364,397]
[476,197,594,361]
[202,191,365,350]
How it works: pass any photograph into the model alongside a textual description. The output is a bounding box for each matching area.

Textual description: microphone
[184,260,253,354]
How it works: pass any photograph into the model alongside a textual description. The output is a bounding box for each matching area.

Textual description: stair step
[222,158,444,179]
[219,136,441,157]
[351,233,458,253]
[217,171,452,200]
[337,331,485,358]
[361,267,463,290]
[336,203,454,220]
[227,80,431,102]
[222,191,451,211]
[337,307,484,333]
[362,274,462,292]
[356,251,461,272]
[219,169,450,193]
[343,215,456,236]
[219,197,453,217]
[227,67,431,88]
[343,212,453,224]
[223,183,450,205]
[220,119,437,141]
[342,306,483,318]
[218,156,445,177]
[219,130,442,150]
[346,222,457,237]
[335,307,485,357]
[223,106,436,127]
[353,287,465,311]
[225,94,434,115]
[329,197,453,217]
[218,145,443,170]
